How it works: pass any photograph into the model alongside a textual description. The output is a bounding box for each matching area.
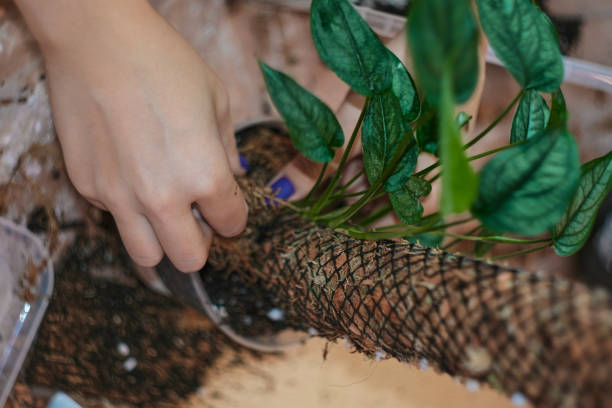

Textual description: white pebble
[2,151,17,168]
[511,392,528,406]
[374,350,387,362]
[212,304,228,319]
[24,160,42,178]
[308,327,318,337]
[419,358,429,371]
[343,336,353,349]
[123,357,138,372]
[465,379,479,392]
[116,342,130,357]
[266,308,284,321]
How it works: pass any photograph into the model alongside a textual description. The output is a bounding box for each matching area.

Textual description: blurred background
[0,0,610,406]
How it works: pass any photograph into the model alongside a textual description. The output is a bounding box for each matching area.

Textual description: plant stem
[428,172,441,183]
[329,190,368,200]
[335,169,364,196]
[422,142,526,183]
[463,90,523,150]
[346,215,469,241]
[467,141,524,162]
[312,206,352,222]
[373,215,469,233]
[441,225,482,250]
[488,243,552,261]
[312,98,370,215]
[414,161,440,178]
[302,163,328,203]
[330,134,417,228]
[357,204,393,226]
[437,232,552,245]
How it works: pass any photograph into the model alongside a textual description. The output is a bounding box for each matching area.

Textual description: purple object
[239,153,250,172]
[270,177,295,200]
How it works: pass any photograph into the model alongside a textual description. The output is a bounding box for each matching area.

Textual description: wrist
[14,0,154,55]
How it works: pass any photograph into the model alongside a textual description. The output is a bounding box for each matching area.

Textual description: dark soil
[199,124,308,339]
[20,222,244,407]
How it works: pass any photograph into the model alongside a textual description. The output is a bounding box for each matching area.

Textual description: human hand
[17,1,248,272]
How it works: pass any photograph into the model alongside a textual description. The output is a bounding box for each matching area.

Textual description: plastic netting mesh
[203,127,612,407]
[208,191,612,407]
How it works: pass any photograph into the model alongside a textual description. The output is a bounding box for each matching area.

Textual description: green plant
[259,0,612,260]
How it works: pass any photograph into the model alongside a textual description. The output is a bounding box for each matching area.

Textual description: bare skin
[14,0,248,272]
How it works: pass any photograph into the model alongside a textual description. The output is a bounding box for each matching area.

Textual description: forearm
[13,0,154,52]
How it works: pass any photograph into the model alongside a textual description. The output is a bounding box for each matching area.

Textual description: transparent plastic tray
[258,0,612,94]
[0,217,54,407]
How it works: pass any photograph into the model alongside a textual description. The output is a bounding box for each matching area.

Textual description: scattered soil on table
[22,223,256,407]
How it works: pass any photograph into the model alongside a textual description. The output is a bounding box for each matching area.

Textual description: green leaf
[408,0,480,104]
[416,102,439,156]
[362,90,418,193]
[406,176,432,197]
[477,0,564,92]
[389,177,432,224]
[547,88,568,129]
[405,231,444,248]
[259,62,343,163]
[440,72,478,214]
[389,51,421,125]
[311,0,391,96]
[510,90,550,143]
[474,228,496,257]
[553,152,612,256]
[456,112,473,130]
[472,127,580,235]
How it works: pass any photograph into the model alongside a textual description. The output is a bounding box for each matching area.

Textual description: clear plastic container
[0,217,54,407]
[259,0,612,94]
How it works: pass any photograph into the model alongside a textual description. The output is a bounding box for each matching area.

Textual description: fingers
[112,211,164,268]
[195,171,249,238]
[146,202,213,273]
[217,100,246,176]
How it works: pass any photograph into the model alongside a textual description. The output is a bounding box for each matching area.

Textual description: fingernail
[270,176,294,200]
[239,153,250,172]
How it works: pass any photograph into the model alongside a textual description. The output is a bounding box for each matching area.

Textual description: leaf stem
[488,243,552,261]
[441,225,482,250]
[467,141,525,162]
[311,97,370,215]
[463,90,523,149]
[329,132,417,228]
[436,232,552,245]
[302,162,328,202]
[421,141,526,182]
[373,213,442,231]
[335,169,364,196]
[357,204,393,226]
[414,161,440,178]
[346,215,467,241]
[312,206,352,222]
[330,189,368,200]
